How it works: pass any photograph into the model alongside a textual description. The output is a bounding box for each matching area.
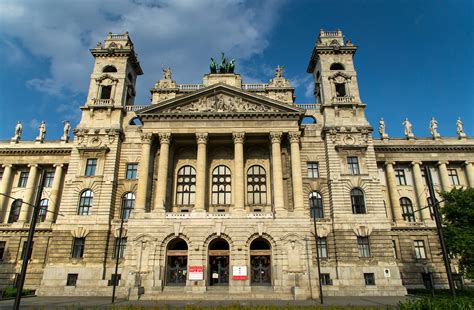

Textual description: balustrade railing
[242,84,267,91]
[297,104,319,110]
[178,84,204,91]
[92,99,114,106]
[332,96,354,103]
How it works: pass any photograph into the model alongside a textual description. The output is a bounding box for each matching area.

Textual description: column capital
[464,161,473,167]
[140,132,153,143]
[232,132,245,144]
[269,132,282,144]
[437,161,449,166]
[384,161,396,167]
[158,132,172,144]
[1,164,13,169]
[411,161,422,167]
[288,131,301,144]
[53,163,65,168]
[196,132,208,145]
[27,164,39,168]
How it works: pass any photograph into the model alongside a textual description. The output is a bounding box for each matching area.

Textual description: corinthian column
[233,132,245,211]
[0,165,14,223]
[464,162,474,188]
[154,133,171,212]
[194,133,208,212]
[19,164,39,222]
[385,162,403,222]
[288,132,304,212]
[438,161,450,192]
[270,132,285,213]
[45,164,64,223]
[411,161,431,221]
[136,133,152,211]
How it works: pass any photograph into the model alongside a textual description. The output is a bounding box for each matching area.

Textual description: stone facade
[0,30,472,300]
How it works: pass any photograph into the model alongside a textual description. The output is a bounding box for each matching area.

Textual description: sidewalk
[0,295,410,309]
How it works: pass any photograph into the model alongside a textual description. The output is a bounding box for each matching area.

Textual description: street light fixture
[310,204,324,304]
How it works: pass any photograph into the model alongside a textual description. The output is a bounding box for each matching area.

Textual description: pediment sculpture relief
[162,94,278,113]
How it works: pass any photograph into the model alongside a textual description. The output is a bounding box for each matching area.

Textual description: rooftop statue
[457,117,467,139]
[403,117,415,139]
[61,120,71,143]
[378,118,388,140]
[210,53,235,74]
[11,121,22,143]
[275,65,284,78]
[429,117,441,139]
[36,120,46,143]
[162,67,172,80]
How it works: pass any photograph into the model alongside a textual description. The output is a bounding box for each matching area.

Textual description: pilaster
[194,133,208,212]
[232,132,245,211]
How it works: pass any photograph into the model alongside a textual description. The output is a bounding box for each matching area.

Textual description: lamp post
[111,208,125,303]
[310,204,324,304]
[14,170,46,310]
[423,165,456,297]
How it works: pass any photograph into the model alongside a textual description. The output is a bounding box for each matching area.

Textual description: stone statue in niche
[403,118,415,139]
[429,117,441,139]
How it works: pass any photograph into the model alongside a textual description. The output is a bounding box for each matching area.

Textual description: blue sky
[0,0,472,140]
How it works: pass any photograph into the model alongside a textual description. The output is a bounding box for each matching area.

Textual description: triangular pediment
[137,83,304,118]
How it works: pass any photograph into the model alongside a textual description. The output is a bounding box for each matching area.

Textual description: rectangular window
[0,241,6,260]
[20,241,33,260]
[18,171,29,187]
[66,273,78,286]
[71,238,85,259]
[44,170,55,187]
[85,159,97,176]
[395,169,407,185]
[317,237,328,258]
[113,237,127,259]
[320,273,332,285]
[364,273,375,286]
[414,240,427,259]
[307,162,319,178]
[392,240,398,259]
[126,163,138,180]
[357,236,371,258]
[108,274,121,286]
[448,169,460,186]
[347,157,360,175]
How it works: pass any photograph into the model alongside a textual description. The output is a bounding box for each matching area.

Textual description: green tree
[440,188,474,279]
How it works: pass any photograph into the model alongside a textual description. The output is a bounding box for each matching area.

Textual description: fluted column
[464,162,474,188]
[385,162,403,222]
[154,133,171,212]
[411,161,431,221]
[438,161,450,192]
[233,132,245,211]
[0,165,14,223]
[136,133,152,211]
[195,133,208,211]
[288,132,304,212]
[270,132,285,213]
[19,164,39,222]
[45,164,64,223]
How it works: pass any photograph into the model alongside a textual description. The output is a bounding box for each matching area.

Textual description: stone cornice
[374,144,474,153]
[140,112,302,121]
[0,146,72,155]
[90,48,143,75]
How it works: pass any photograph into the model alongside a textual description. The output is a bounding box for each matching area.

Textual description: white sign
[188,266,204,280]
[232,266,248,280]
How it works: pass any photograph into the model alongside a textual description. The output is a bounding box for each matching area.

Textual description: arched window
[400,197,416,222]
[8,199,22,223]
[330,63,345,70]
[212,165,231,205]
[247,165,267,205]
[351,188,366,214]
[38,199,48,223]
[250,238,271,285]
[176,166,196,205]
[309,192,324,218]
[166,238,188,286]
[121,192,135,220]
[102,65,117,73]
[78,189,94,215]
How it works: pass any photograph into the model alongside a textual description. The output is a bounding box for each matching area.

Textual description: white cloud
[0,0,286,103]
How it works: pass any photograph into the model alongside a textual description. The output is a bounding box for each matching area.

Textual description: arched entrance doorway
[250,238,271,285]
[208,238,229,286]
[166,238,188,286]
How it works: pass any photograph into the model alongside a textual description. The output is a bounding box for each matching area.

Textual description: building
[0,30,472,300]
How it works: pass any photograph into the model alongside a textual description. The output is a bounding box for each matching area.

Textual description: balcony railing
[124,105,148,112]
[178,84,204,91]
[332,96,354,103]
[92,99,114,106]
[297,104,318,110]
[242,84,267,91]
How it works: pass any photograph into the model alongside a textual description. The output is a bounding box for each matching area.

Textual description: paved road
[0,296,410,309]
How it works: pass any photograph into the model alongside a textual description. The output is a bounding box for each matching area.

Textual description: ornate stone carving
[71,226,90,238]
[140,132,153,143]
[269,132,282,144]
[196,132,208,144]
[164,94,278,113]
[268,65,291,88]
[232,132,245,144]
[162,67,172,80]
[158,132,171,144]
[288,131,301,144]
